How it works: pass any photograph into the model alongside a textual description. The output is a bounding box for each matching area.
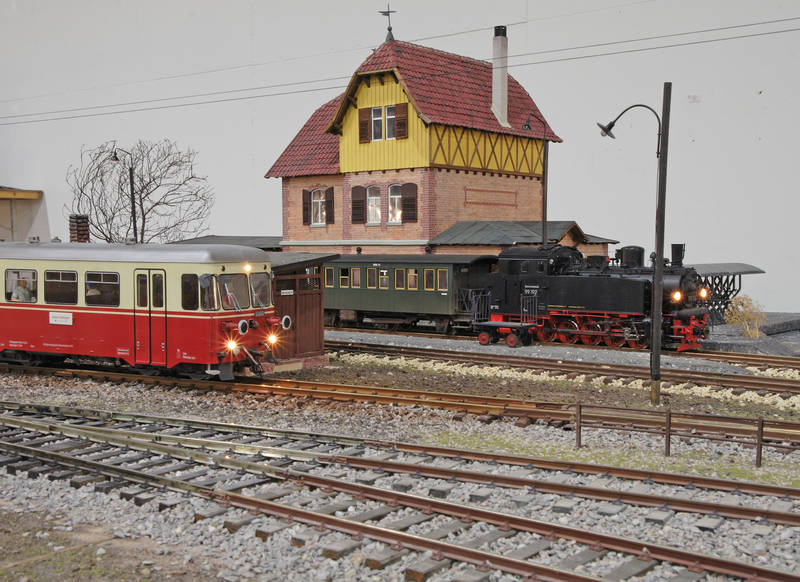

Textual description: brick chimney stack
[69,214,90,243]
[491,25,510,128]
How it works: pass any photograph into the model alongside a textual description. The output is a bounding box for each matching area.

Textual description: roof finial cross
[379,4,396,41]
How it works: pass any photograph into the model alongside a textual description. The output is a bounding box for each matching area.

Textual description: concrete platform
[702,312,800,356]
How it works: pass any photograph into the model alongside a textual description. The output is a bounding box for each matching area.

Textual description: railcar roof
[0,242,272,264]
[329,254,496,264]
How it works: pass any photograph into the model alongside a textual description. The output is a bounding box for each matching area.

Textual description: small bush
[724,295,766,338]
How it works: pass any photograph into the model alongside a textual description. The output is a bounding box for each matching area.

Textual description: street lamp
[522,111,550,246]
[597,82,672,405]
[111,147,137,244]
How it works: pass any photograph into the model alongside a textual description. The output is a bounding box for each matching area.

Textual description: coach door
[134,269,167,366]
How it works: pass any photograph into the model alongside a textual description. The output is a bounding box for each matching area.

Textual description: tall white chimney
[491,25,511,128]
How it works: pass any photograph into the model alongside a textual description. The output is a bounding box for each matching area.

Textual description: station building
[266,27,616,257]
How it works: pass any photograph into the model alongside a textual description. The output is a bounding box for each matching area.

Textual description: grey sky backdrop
[1,0,797,311]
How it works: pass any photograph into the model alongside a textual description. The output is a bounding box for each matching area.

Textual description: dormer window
[371,108,383,141]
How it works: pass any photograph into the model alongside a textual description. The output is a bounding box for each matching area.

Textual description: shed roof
[177,234,283,250]
[430,221,618,246]
[689,263,765,276]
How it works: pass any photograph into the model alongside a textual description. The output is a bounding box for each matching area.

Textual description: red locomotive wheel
[557,320,579,344]
[535,322,555,342]
[477,331,491,345]
[579,322,602,345]
[506,333,519,348]
[603,332,626,347]
[627,338,649,349]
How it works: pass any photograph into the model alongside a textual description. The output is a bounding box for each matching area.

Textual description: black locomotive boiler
[472,243,709,351]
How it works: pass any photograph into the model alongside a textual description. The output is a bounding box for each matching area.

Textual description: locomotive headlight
[671,290,682,302]
[699,287,709,300]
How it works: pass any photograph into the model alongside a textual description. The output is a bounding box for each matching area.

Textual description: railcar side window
[351,268,361,288]
[181,274,199,310]
[86,272,120,306]
[136,274,148,307]
[152,273,164,308]
[199,274,218,311]
[407,268,418,290]
[5,269,37,303]
[339,268,350,288]
[437,269,448,291]
[394,269,405,290]
[250,272,271,307]
[366,268,377,289]
[219,274,250,310]
[44,270,77,305]
[324,267,334,288]
[423,269,435,291]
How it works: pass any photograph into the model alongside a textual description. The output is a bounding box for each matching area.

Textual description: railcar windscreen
[219,274,250,310]
[250,273,271,307]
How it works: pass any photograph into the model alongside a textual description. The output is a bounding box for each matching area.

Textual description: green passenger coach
[323,254,496,333]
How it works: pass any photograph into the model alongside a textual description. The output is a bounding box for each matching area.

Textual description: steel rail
[1,424,796,581]
[3,414,799,526]
[4,401,799,499]
[327,340,800,394]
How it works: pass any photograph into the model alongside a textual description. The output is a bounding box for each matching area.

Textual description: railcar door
[133,269,167,366]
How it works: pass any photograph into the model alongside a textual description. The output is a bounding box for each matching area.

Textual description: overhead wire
[1,21,798,127]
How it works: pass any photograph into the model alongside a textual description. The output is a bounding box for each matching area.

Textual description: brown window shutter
[400,183,417,222]
[302,189,311,225]
[325,187,334,224]
[351,186,366,224]
[395,102,408,139]
[358,108,371,143]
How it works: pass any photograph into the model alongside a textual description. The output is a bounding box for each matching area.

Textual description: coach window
[181,274,199,310]
[367,186,381,225]
[5,269,37,303]
[437,269,448,291]
[366,267,377,289]
[324,266,334,288]
[152,273,164,308]
[339,267,350,288]
[423,268,435,291]
[250,272,271,307]
[219,274,250,310]
[379,269,389,289]
[394,268,405,290]
[407,268,418,290]
[199,274,218,311]
[86,272,120,306]
[44,270,77,305]
[351,267,361,288]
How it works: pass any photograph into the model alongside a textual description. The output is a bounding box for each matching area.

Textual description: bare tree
[66,139,214,243]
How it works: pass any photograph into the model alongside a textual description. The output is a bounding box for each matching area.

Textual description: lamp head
[110,149,119,162]
[597,121,616,139]
[522,114,532,131]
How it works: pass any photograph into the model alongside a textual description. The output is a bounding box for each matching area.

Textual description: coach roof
[0,242,272,264]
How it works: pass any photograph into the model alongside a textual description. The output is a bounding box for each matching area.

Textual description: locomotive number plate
[49,312,73,326]
[523,286,539,296]
[280,290,294,296]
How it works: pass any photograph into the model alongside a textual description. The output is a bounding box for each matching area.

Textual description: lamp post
[597,82,672,405]
[522,112,550,246]
[111,147,137,244]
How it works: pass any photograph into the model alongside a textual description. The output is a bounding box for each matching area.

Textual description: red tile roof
[266,40,560,178]
[265,96,342,178]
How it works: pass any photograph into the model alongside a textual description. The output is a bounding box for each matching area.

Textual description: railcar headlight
[699,287,709,300]
[267,334,278,346]
[244,263,251,272]
[671,290,682,302]
[226,339,238,351]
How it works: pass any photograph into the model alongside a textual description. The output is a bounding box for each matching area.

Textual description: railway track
[3,363,800,464]
[2,402,799,581]
[326,340,800,396]
[326,328,800,371]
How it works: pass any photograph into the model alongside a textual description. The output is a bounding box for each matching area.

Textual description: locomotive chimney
[491,25,511,128]
[671,243,685,267]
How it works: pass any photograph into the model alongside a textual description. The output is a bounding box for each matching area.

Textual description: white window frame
[311,188,326,226]
[388,184,403,224]
[371,107,383,141]
[385,105,396,140]
[367,185,381,225]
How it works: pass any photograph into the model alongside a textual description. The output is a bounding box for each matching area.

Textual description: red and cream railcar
[0,241,285,379]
